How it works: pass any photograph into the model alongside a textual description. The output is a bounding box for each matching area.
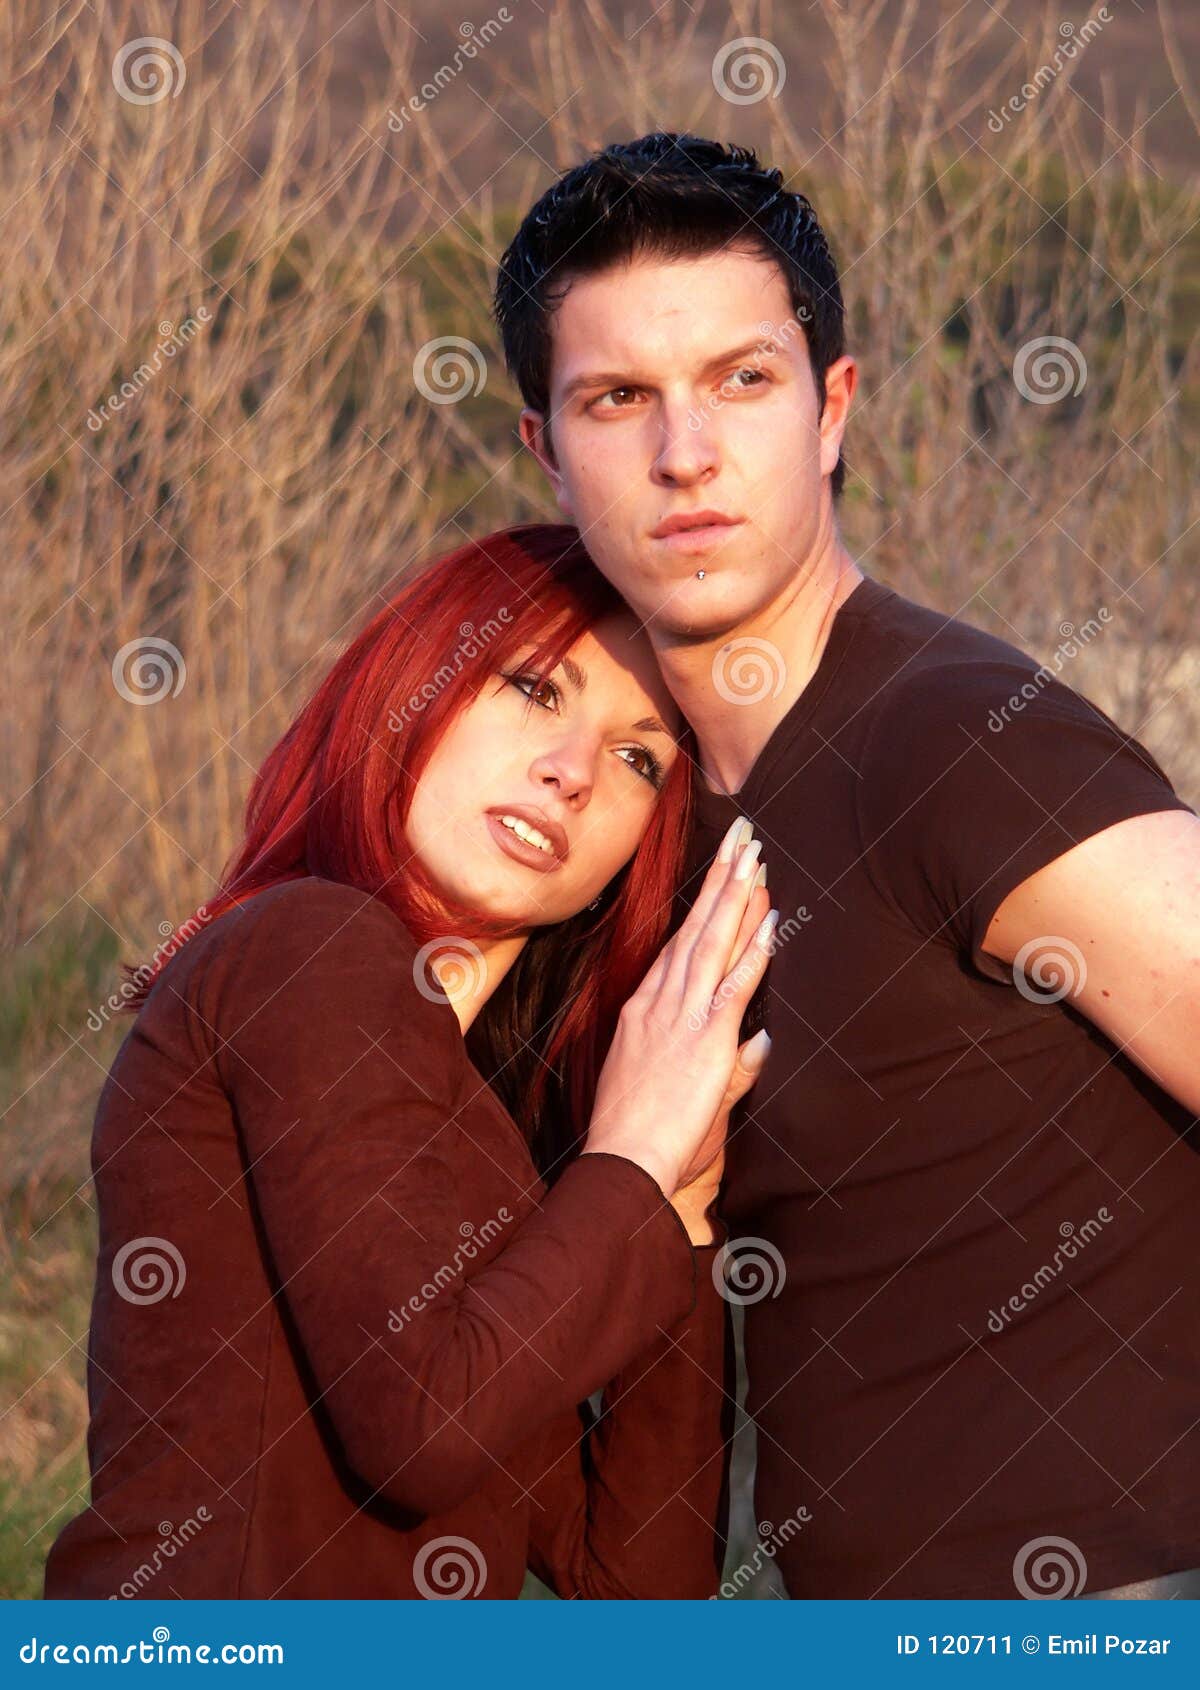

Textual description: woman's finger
[674,837,769,1005]
[727,863,771,964]
[705,905,778,1021]
[632,826,756,1008]
[672,813,753,942]
[725,1028,773,1108]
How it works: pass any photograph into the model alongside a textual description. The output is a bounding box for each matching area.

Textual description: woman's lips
[485,811,563,874]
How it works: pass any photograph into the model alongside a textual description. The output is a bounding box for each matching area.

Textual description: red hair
[121,524,696,1171]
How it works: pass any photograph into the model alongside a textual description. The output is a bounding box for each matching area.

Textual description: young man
[493,132,1200,1600]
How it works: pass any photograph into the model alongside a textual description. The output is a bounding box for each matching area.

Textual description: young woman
[43,523,777,1600]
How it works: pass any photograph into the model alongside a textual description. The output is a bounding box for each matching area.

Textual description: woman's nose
[532,740,595,805]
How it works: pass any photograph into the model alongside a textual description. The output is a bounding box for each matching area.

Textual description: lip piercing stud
[696,569,706,579]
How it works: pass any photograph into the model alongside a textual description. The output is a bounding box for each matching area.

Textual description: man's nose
[654,397,719,484]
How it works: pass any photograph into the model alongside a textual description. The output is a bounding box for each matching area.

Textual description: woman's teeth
[497,814,555,856]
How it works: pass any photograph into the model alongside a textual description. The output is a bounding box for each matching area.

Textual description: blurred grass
[0,1204,95,1599]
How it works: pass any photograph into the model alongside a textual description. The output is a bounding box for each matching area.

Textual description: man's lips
[650,509,743,538]
[650,511,745,554]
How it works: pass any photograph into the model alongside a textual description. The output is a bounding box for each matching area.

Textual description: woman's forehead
[516,617,680,732]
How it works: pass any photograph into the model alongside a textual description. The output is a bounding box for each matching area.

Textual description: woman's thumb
[729,1028,772,1102]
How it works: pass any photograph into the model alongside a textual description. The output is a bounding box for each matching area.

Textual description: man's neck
[655,532,863,798]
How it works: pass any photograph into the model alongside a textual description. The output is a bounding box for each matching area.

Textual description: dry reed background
[1,0,1197,1598]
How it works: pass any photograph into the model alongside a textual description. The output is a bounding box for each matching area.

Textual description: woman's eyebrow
[559,655,671,738]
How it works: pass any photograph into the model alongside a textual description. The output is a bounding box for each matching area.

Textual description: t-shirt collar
[690,573,889,828]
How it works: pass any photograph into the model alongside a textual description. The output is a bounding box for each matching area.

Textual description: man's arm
[981,809,1200,1114]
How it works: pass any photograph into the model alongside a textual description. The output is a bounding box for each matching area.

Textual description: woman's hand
[670,1025,772,1243]
[582,815,777,1202]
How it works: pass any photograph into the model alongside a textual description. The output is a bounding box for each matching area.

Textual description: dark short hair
[493,130,848,499]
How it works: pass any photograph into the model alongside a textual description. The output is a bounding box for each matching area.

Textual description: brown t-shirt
[683,574,1199,1599]
[44,877,731,1599]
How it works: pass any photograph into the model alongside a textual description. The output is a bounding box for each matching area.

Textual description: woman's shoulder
[205,874,420,952]
[225,874,415,944]
[165,876,462,1048]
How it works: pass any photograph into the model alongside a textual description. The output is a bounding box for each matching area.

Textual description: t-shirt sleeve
[854,659,1196,983]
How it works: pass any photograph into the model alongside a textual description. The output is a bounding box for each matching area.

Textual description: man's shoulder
[843,580,1115,732]
[850,578,1057,695]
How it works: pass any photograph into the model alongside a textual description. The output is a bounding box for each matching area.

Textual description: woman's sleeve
[520,1241,734,1599]
[204,878,703,1518]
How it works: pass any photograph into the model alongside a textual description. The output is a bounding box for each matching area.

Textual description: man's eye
[726,366,767,391]
[592,386,641,411]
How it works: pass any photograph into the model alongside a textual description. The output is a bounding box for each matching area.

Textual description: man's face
[518,245,855,643]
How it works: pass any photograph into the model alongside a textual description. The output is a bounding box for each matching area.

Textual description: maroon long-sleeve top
[43,877,732,1599]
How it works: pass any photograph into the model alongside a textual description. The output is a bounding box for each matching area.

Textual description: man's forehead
[559,248,784,322]
[552,255,795,382]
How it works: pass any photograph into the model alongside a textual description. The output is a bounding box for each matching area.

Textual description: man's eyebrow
[560,335,784,402]
[559,655,671,738]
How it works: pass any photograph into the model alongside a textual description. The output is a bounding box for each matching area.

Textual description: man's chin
[641,582,760,644]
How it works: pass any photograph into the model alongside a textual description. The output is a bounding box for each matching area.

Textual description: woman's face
[405,610,683,929]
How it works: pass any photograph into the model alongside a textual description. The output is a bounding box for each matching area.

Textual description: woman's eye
[617,745,665,789]
[505,671,559,710]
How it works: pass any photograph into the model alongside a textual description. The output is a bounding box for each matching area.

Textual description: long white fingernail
[751,863,767,892]
[718,814,752,864]
[742,1028,772,1070]
[756,908,780,947]
[734,838,762,881]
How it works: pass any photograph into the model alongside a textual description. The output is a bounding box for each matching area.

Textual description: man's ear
[518,407,574,519]
[819,355,857,481]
